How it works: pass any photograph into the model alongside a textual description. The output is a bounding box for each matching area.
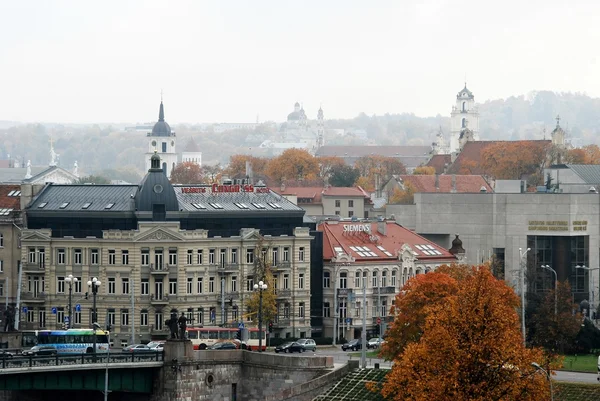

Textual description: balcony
[274,318,290,326]
[23,262,45,273]
[150,294,169,305]
[211,263,241,273]
[149,263,169,275]
[272,261,291,271]
[374,286,396,295]
[276,289,292,299]
[21,292,47,303]
[337,288,353,297]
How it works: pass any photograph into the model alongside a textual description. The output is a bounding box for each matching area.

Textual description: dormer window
[38,202,47,208]
[105,203,115,209]
[82,202,92,209]
[59,202,69,209]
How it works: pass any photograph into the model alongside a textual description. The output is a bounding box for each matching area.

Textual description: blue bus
[36,329,110,354]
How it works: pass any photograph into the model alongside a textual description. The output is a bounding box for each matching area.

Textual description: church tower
[145,100,178,177]
[450,84,480,154]
[316,106,325,149]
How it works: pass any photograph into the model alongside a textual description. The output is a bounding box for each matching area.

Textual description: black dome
[136,153,179,216]
[151,101,173,137]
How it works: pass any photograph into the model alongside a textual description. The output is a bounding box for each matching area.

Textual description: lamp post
[87,277,101,355]
[576,265,598,320]
[540,265,557,316]
[519,247,530,346]
[65,275,78,329]
[531,362,554,401]
[253,280,268,352]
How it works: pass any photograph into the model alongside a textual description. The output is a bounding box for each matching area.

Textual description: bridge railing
[0,352,164,370]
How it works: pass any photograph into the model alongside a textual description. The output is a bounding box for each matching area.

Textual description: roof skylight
[59,202,69,209]
[38,202,47,208]
[82,202,92,209]
[105,203,115,209]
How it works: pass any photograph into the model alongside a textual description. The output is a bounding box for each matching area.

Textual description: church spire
[158,101,165,122]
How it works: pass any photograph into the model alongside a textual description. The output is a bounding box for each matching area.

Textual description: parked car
[367,338,384,349]
[208,342,238,350]
[296,338,317,352]
[341,339,362,351]
[22,345,57,356]
[274,342,305,353]
[122,344,153,353]
[146,341,165,352]
[0,350,15,358]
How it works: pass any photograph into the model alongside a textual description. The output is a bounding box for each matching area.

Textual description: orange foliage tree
[170,162,204,184]
[266,149,320,184]
[354,155,406,194]
[388,182,415,204]
[377,266,555,401]
[317,156,345,182]
[480,141,550,185]
[565,144,600,164]
[412,166,435,175]
[226,155,269,180]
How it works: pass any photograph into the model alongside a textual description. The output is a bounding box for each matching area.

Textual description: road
[274,346,600,384]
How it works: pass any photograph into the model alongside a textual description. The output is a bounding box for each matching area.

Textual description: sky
[1,0,599,124]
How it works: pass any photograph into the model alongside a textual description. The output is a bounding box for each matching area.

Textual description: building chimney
[435,174,440,192]
[280,182,286,192]
[451,175,457,193]
[377,220,387,236]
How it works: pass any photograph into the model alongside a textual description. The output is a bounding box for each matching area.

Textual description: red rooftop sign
[181,185,270,194]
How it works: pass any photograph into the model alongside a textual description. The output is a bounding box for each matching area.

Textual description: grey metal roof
[567,164,600,184]
[0,166,48,183]
[174,185,304,214]
[27,184,139,212]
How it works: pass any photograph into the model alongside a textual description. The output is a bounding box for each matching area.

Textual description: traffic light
[85,292,89,300]
[268,322,273,333]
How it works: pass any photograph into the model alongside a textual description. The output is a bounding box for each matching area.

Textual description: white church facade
[449,84,480,154]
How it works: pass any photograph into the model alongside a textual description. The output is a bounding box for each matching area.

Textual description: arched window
[355,271,361,288]
[372,271,378,287]
[391,270,397,287]
[462,101,466,112]
[461,118,466,128]
[381,270,388,287]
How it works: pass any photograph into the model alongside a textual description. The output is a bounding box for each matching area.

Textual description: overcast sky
[1,0,599,124]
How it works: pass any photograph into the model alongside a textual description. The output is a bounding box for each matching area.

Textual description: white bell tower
[145,100,178,177]
[450,84,480,154]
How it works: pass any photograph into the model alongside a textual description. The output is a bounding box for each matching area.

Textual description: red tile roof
[0,185,21,210]
[319,221,456,263]
[275,186,371,204]
[426,154,451,174]
[399,175,492,193]
[447,140,551,175]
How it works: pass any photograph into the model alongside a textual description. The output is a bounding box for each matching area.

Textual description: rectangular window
[391,271,397,287]
[122,278,130,294]
[348,211,354,217]
[355,301,361,317]
[187,250,193,265]
[141,279,149,295]
[246,249,254,264]
[283,247,290,262]
[272,248,278,265]
[220,248,227,265]
[108,278,116,294]
[362,271,367,289]
[335,200,340,207]
[74,310,81,325]
[141,249,149,266]
[108,250,116,265]
[231,249,238,264]
[107,310,115,326]
[372,272,378,287]
[197,277,203,294]
[231,276,237,292]
[91,249,99,265]
[323,302,330,317]
[57,249,65,264]
[169,249,177,266]
[355,272,361,288]
[381,271,387,287]
[0,260,3,273]
[209,277,215,293]
[197,308,204,326]
[197,250,203,264]
[155,250,163,269]
[140,311,148,326]
[122,250,129,265]
[246,276,254,292]
[39,309,46,328]
[340,272,347,289]
[209,249,215,264]
[283,274,289,290]
[29,248,36,263]
[299,273,305,289]
[299,302,305,318]
[74,249,82,265]
[323,272,330,288]
[57,276,65,293]
[161,142,167,152]
[348,200,354,207]
[155,312,163,331]
[187,277,193,294]
[57,308,65,326]
[75,277,82,293]
[121,309,129,326]
[169,279,177,295]
[299,247,305,262]
[0,282,3,297]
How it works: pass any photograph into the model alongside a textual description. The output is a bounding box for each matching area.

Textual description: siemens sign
[343,224,371,233]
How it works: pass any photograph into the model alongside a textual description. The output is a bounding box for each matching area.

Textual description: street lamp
[65,275,78,329]
[531,362,554,401]
[576,265,599,320]
[519,247,530,346]
[540,265,557,316]
[87,277,101,355]
[253,280,268,352]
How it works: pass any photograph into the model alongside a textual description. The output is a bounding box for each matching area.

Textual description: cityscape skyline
[1,1,599,124]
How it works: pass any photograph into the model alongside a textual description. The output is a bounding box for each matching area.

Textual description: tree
[317,156,346,182]
[329,164,360,187]
[480,141,550,185]
[202,164,223,184]
[76,175,110,184]
[265,149,320,184]
[376,267,553,401]
[170,162,203,184]
[245,238,277,324]
[388,182,415,204]
[354,155,406,193]
[565,144,600,164]
[226,155,269,180]
[529,281,582,354]
[412,166,435,175]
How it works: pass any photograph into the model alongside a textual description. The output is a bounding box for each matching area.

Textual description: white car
[367,337,384,349]
[296,338,317,352]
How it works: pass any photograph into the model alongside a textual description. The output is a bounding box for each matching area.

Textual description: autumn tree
[265,149,320,184]
[317,156,345,182]
[329,164,360,187]
[480,141,550,185]
[388,182,415,204]
[202,164,223,184]
[529,281,582,354]
[565,144,600,164]
[377,266,554,401]
[226,155,269,180]
[354,155,406,193]
[245,238,277,324]
[412,166,435,175]
[170,162,204,184]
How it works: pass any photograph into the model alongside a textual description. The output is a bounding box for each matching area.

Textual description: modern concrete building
[387,191,600,308]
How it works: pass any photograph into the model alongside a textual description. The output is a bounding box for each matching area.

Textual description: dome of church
[456,84,474,99]
[136,152,179,215]
[449,234,465,255]
[287,111,301,121]
[151,101,173,137]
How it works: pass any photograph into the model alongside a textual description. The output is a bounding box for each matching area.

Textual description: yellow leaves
[413,166,436,175]
[265,149,320,184]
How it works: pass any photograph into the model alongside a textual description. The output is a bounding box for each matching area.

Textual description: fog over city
[1,0,599,123]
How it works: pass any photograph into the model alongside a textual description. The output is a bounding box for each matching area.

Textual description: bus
[186,327,267,351]
[35,329,110,354]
